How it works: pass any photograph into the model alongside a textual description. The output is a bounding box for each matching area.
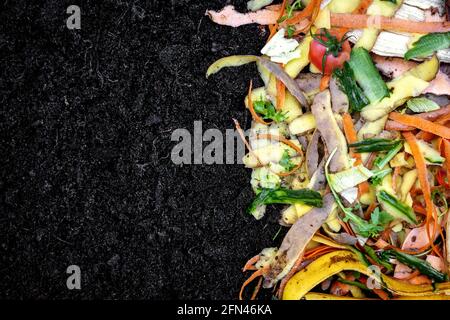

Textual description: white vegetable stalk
[328,165,374,193]
[340,187,359,205]
[404,0,446,15]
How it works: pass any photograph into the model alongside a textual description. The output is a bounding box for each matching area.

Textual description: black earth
[1,0,285,299]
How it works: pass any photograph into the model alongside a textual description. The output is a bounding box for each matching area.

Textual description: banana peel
[361,56,439,121]
[405,55,439,82]
[360,75,429,121]
[283,250,450,300]
[311,234,348,250]
[206,55,258,78]
[304,293,377,300]
[284,35,313,79]
[303,293,450,300]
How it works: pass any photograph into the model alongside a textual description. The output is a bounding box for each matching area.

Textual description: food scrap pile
[206,0,450,300]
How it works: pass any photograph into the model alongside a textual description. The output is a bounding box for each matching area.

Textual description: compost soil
[0,0,285,299]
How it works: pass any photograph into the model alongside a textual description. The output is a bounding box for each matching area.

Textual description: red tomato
[309,29,351,75]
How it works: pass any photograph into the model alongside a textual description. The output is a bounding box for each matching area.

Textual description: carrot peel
[402,132,442,259]
[276,79,286,111]
[330,13,450,34]
[243,254,260,272]
[389,112,450,139]
[239,267,267,300]
[248,80,272,125]
[342,113,370,196]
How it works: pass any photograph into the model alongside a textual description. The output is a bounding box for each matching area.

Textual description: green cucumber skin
[248,188,323,214]
[375,142,403,169]
[425,156,445,165]
[349,139,401,153]
[383,250,448,283]
[413,140,445,165]
[405,32,450,60]
[349,138,392,147]
[348,48,389,104]
[377,191,417,225]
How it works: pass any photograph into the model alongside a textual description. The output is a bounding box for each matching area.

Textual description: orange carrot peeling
[267,0,288,41]
[233,118,263,168]
[342,113,360,160]
[250,277,263,300]
[239,267,267,300]
[354,0,373,14]
[412,204,427,216]
[276,79,286,110]
[333,0,373,38]
[403,132,442,259]
[386,106,450,133]
[285,0,321,34]
[338,219,355,236]
[342,113,370,196]
[373,288,390,300]
[286,0,317,25]
[248,80,272,125]
[330,13,450,34]
[417,113,450,141]
[243,254,260,272]
[320,75,331,91]
[402,270,421,281]
[364,202,377,220]
[305,246,336,259]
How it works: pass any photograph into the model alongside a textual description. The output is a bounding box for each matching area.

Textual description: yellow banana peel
[283,250,450,300]
[304,293,450,300]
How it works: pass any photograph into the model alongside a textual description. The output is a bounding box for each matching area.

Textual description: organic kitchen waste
[206,0,450,300]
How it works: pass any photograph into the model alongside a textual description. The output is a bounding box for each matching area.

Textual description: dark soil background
[0,0,284,299]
